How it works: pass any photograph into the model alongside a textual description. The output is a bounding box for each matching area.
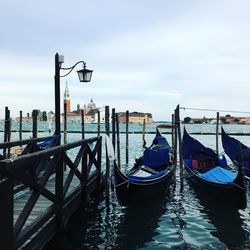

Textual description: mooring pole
[7,109,11,158]
[81,110,85,140]
[172,113,176,186]
[171,114,175,149]
[174,110,178,170]
[142,118,146,147]
[105,106,110,198]
[216,112,219,156]
[19,111,22,141]
[125,110,129,165]
[3,107,8,157]
[176,105,183,189]
[32,110,38,139]
[97,110,100,136]
[115,113,121,169]
[64,102,67,144]
[112,108,116,152]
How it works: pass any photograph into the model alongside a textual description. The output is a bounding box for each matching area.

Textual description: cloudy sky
[1,0,250,121]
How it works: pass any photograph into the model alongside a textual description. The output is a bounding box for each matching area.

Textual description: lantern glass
[77,68,93,82]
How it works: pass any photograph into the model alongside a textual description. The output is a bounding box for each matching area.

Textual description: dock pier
[0,136,103,249]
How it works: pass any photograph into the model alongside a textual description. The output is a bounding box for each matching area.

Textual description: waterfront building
[118,112,153,124]
[62,84,106,123]
[64,82,71,113]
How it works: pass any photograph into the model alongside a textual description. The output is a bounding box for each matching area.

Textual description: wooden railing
[0,135,60,159]
[0,136,102,250]
[0,135,60,194]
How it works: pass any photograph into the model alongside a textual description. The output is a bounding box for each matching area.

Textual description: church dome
[87,98,96,109]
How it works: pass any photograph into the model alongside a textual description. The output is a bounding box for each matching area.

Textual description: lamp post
[54,53,93,144]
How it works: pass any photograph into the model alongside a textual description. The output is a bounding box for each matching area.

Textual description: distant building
[118,112,153,124]
[191,117,209,124]
[62,84,106,123]
[239,117,250,124]
[15,113,32,122]
[225,116,250,124]
[64,82,71,113]
[187,115,250,124]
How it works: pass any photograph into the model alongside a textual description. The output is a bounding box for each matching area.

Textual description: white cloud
[1,0,250,120]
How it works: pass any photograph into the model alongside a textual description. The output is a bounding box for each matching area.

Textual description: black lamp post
[54,53,93,143]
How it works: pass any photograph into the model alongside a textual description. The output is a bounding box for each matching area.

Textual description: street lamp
[54,53,93,143]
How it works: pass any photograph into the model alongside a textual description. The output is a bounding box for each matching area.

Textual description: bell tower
[64,81,71,113]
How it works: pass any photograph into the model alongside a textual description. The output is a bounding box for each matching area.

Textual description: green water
[3,122,250,249]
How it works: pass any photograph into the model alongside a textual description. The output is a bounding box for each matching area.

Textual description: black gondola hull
[113,164,174,205]
[184,163,247,209]
[221,127,250,178]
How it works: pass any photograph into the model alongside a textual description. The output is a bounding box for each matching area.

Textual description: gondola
[221,127,250,178]
[106,129,174,205]
[181,128,247,209]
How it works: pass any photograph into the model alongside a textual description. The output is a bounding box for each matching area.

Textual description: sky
[1,0,250,121]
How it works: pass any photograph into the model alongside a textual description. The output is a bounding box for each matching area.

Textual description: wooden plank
[9,136,103,249]
[21,217,57,250]
[16,207,55,248]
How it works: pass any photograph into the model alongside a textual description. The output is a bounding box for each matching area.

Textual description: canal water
[2,122,250,249]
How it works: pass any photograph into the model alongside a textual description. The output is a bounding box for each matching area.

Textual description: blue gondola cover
[37,139,56,149]
[200,166,237,184]
[143,148,169,169]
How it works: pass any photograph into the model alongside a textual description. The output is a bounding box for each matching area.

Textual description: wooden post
[7,109,11,158]
[176,105,183,186]
[125,110,129,165]
[64,102,67,144]
[0,171,14,250]
[3,107,9,157]
[97,110,100,136]
[81,144,88,204]
[174,110,178,170]
[19,111,22,141]
[142,118,146,147]
[171,114,175,149]
[112,108,116,152]
[172,113,176,185]
[81,110,85,140]
[48,112,52,134]
[216,112,219,155]
[55,156,64,232]
[105,106,110,198]
[115,113,121,169]
[32,110,38,139]
[96,137,102,190]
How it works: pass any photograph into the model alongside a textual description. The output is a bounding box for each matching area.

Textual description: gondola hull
[182,128,247,209]
[221,127,250,178]
[113,164,174,205]
[184,163,247,209]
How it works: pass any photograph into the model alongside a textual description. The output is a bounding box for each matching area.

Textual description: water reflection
[44,197,104,250]
[115,188,173,250]
[190,186,250,249]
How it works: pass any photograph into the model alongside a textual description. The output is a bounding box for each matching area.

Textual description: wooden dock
[0,136,103,250]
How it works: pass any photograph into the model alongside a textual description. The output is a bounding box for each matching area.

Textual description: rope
[245,175,250,181]
[233,182,246,191]
[183,171,196,178]
[114,179,128,188]
[179,106,250,114]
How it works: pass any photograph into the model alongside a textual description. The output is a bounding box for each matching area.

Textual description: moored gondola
[182,128,247,209]
[106,129,174,205]
[221,127,250,179]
